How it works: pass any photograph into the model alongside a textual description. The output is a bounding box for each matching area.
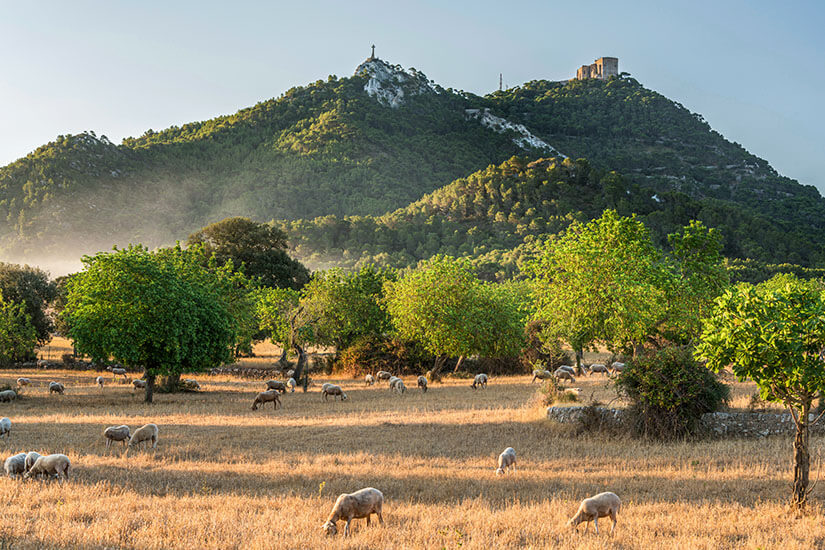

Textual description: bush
[616,346,729,440]
[537,379,578,406]
[0,296,38,365]
[335,336,432,377]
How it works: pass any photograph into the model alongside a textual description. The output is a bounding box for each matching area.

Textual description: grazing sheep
[103,425,131,449]
[610,362,626,375]
[0,389,16,402]
[531,369,554,383]
[585,363,610,376]
[16,377,30,387]
[265,380,287,393]
[365,374,375,386]
[417,375,428,393]
[24,451,41,472]
[567,492,621,534]
[471,373,488,390]
[37,359,48,368]
[286,377,296,392]
[181,379,200,390]
[0,417,11,442]
[557,365,577,375]
[322,487,384,537]
[252,390,282,410]
[4,452,27,478]
[127,424,159,452]
[132,379,147,390]
[321,383,347,401]
[495,447,516,475]
[387,376,400,389]
[286,369,295,379]
[375,371,392,382]
[96,376,104,388]
[48,381,65,395]
[25,453,71,483]
[564,387,582,398]
[110,367,128,382]
[390,378,406,394]
[553,368,576,384]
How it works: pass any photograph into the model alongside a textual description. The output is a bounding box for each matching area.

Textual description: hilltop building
[576,57,618,80]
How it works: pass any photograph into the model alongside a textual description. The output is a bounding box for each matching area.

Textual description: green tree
[65,245,241,402]
[187,217,310,290]
[0,292,38,364]
[696,274,825,509]
[0,262,57,344]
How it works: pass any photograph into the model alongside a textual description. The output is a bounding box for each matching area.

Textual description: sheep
[390,378,406,395]
[286,377,297,392]
[610,362,626,375]
[24,451,41,472]
[495,447,516,475]
[286,369,295,379]
[564,387,582,398]
[321,383,347,401]
[0,389,17,402]
[375,371,392,382]
[471,373,488,390]
[322,487,384,537]
[553,368,576,384]
[103,425,131,450]
[4,452,27,478]
[557,365,577,376]
[252,390,282,411]
[567,492,621,535]
[531,369,554,383]
[96,376,104,388]
[387,376,400,389]
[127,423,159,452]
[0,417,11,442]
[37,359,48,368]
[585,363,610,376]
[265,380,287,393]
[16,377,30,387]
[132,379,147,390]
[365,374,375,386]
[417,375,428,393]
[24,453,71,483]
[110,367,128,382]
[48,381,65,395]
[181,378,200,390]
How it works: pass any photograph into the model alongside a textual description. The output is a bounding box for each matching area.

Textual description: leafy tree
[0,263,57,344]
[696,275,825,509]
[0,292,38,364]
[65,245,242,402]
[187,217,310,290]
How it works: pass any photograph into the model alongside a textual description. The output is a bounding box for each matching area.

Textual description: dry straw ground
[0,343,822,549]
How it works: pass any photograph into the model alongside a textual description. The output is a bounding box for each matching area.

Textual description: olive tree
[65,245,242,402]
[696,274,825,509]
[0,292,38,364]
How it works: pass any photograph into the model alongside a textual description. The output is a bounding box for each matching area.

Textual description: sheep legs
[609,511,617,535]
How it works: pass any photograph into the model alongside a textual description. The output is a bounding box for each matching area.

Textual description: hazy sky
[1,1,823,191]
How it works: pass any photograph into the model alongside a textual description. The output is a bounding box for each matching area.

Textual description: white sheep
[387,376,400,389]
[132,379,147,390]
[36,359,48,369]
[558,365,577,375]
[0,417,10,442]
[567,492,621,534]
[103,425,131,450]
[182,378,200,390]
[48,381,64,395]
[390,378,406,394]
[286,369,295,379]
[24,451,41,472]
[610,362,626,375]
[127,423,159,452]
[321,383,347,401]
[495,447,516,475]
[417,375,428,393]
[531,369,554,383]
[0,389,16,402]
[375,371,392,381]
[553,368,576,383]
[16,377,30,387]
[286,377,297,392]
[365,374,375,386]
[252,390,282,410]
[471,373,488,390]
[110,367,128,382]
[265,380,287,393]
[322,487,384,537]
[25,453,71,483]
[96,376,104,388]
[4,452,27,478]
[585,363,610,376]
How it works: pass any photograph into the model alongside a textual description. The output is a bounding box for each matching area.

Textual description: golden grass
[0,357,820,548]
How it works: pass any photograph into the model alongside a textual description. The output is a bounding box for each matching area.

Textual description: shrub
[616,346,729,440]
[0,295,38,364]
[335,336,432,377]
[537,379,578,406]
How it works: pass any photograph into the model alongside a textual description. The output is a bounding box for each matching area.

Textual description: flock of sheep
[1,362,623,538]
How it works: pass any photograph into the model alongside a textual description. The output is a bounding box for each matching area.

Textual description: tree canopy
[0,291,37,364]
[0,262,57,344]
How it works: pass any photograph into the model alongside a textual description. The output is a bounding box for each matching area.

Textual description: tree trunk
[574,348,583,376]
[145,372,156,404]
[292,343,307,383]
[453,355,465,373]
[161,373,180,392]
[430,355,447,379]
[278,346,288,367]
[792,401,811,510]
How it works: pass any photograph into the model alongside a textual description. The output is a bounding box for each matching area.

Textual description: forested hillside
[1,56,823,268]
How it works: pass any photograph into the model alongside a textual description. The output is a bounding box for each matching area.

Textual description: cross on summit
[370,44,376,60]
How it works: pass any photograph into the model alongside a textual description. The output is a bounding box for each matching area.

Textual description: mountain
[1,55,824,270]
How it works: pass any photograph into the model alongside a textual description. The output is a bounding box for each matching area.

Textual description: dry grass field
[0,343,821,548]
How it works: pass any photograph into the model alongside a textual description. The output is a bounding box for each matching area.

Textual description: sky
[1,0,823,191]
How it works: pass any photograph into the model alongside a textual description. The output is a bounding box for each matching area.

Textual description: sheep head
[322,520,338,536]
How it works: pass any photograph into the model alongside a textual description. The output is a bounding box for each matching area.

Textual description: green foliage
[334,335,432,377]
[65,245,242,399]
[187,217,309,290]
[255,287,301,349]
[0,292,38,364]
[616,346,729,440]
[0,262,57,344]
